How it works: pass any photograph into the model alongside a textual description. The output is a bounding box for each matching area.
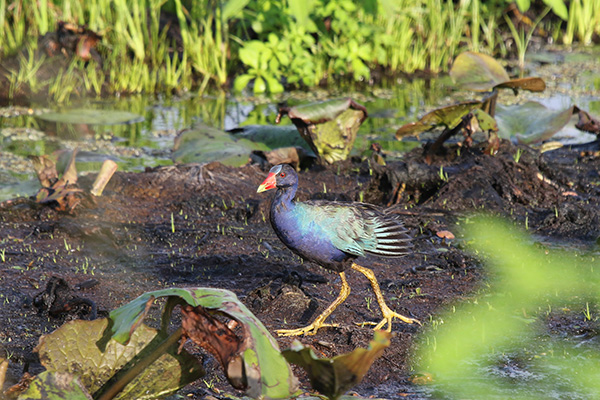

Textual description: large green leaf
[495,102,577,144]
[106,287,299,399]
[173,123,270,166]
[230,125,313,153]
[395,101,483,139]
[17,372,91,400]
[450,52,510,91]
[37,109,143,125]
[173,123,311,166]
[35,318,204,399]
[283,331,391,400]
[450,52,547,93]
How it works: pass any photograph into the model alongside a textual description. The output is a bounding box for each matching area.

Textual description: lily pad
[450,52,510,91]
[37,109,143,125]
[495,102,577,144]
[174,123,310,167]
[277,98,368,164]
[35,318,204,399]
[17,371,91,400]
[228,124,313,153]
[105,287,299,399]
[395,101,482,139]
[173,123,270,166]
[450,52,545,93]
[282,330,391,400]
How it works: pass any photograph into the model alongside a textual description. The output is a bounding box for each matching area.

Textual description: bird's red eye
[280,172,286,177]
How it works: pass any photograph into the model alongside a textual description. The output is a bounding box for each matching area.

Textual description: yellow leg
[276,271,351,337]
[351,263,421,331]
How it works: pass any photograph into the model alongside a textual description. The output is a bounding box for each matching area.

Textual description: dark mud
[1,140,599,399]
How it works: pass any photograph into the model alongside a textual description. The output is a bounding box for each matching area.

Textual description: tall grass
[0,0,599,101]
[563,0,600,45]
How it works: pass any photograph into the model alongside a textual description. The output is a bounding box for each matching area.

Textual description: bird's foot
[356,306,421,331]
[375,305,421,331]
[276,322,338,337]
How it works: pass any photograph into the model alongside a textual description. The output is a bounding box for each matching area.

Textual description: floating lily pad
[35,318,204,399]
[495,102,577,144]
[450,52,509,91]
[173,123,270,166]
[228,124,313,153]
[106,287,299,399]
[277,98,368,164]
[37,109,143,125]
[282,330,391,400]
[174,123,310,167]
[395,101,482,139]
[450,52,545,93]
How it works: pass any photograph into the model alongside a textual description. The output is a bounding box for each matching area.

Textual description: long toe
[276,322,339,337]
[374,309,421,331]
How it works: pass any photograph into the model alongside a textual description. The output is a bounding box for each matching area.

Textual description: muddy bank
[0,139,599,398]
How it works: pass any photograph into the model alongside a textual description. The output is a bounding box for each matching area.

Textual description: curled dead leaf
[436,230,455,240]
[180,304,246,390]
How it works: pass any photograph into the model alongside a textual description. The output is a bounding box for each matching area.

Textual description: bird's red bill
[257,172,277,192]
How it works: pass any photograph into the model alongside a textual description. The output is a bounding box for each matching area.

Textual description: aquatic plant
[2,287,390,399]
[1,0,599,100]
[415,216,600,399]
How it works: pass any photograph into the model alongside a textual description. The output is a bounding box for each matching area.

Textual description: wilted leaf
[180,304,246,389]
[450,52,510,91]
[282,330,391,400]
[35,318,204,399]
[395,101,482,139]
[16,372,91,400]
[106,287,299,399]
[472,109,498,132]
[278,98,368,125]
[495,102,577,144]
[60,149,78,186]
[277,98,368,164]
[495,77,546,92]
[263,147,314,166]
[576,110,600,134]
[436,230,455,240]
[37,109,143,125]
[29,155,58,187]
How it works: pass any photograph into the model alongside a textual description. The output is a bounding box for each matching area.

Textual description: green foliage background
[1,0,599,99]
[416,216,600,399]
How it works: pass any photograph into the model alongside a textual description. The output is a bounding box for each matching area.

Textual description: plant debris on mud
[1,139,600,398]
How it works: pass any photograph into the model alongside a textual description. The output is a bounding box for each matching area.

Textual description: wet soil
[1,139,600,399]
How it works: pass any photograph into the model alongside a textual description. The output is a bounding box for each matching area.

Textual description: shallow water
[1,48,599,202]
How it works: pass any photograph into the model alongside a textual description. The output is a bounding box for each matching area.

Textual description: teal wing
[297,201,411,257]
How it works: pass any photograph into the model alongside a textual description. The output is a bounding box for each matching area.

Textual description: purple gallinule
[257,164,420,336]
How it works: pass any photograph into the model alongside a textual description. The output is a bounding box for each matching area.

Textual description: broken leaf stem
[93,326,184,400]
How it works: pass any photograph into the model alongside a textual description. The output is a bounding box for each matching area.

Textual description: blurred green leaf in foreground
[416,216,600,399]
